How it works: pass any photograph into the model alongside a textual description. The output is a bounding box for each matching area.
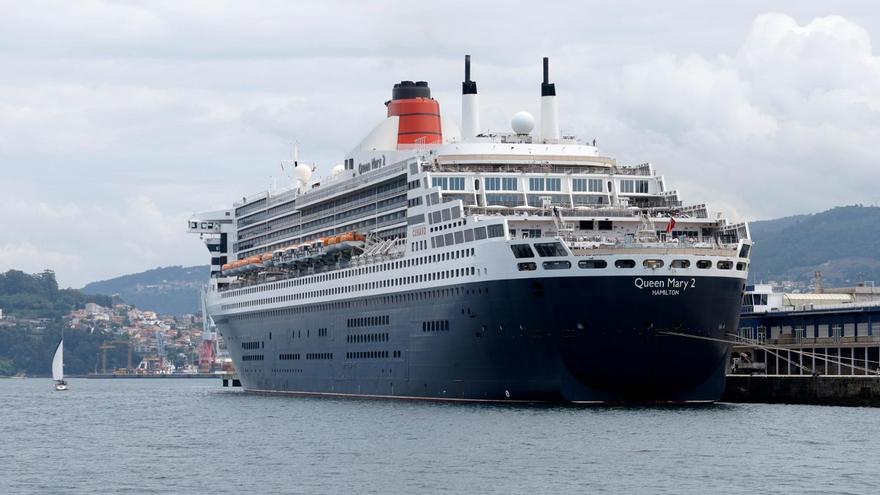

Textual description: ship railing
[466,205,643,218]
[215,248,406,293]
[294,162,408,207]
[561,234,741,255]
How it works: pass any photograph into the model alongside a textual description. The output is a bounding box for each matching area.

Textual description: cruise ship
[188,56,752,403]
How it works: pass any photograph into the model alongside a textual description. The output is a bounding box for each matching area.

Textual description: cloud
[575,13,880,220]
[0,193,202,288]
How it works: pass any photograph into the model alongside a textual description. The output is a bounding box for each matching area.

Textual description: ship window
[671,259,690,268]
[534,242,567,257]
[510,244,535,258]
[579,220,594,230]
[518,262,536,271]
[717,260,733,270]
[696,260,712,269]
[485,177,501,190]
[546,178,561,191]
[502,177,518,191]
[643,259,664,269]
[487,225,504,238]
[529,178,545,191]
[578,259,607,269]
[597,220,612,230]
[736,262,747,271]
[614,259,636,268]
[543,260,571,270]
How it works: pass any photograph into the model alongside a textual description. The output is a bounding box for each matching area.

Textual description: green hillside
[0,269,112,319]
[748,205,880,286]
[82,265,209,316]
[0,270,132,376]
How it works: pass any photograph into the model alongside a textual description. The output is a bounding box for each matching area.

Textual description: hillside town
[0,300,223,376]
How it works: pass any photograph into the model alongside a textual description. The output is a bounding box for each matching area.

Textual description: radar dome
[294,163,313,183]
[331,164,345,176]
[511,111,535,135]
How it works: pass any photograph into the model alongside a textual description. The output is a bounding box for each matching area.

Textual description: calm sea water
[1,378,878,494]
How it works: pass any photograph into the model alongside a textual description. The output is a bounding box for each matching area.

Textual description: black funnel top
[462,55,477,95]
[392,80,431,100]
[541,57,556,97]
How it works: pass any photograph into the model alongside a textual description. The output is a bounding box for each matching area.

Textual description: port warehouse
[736,302,880,376]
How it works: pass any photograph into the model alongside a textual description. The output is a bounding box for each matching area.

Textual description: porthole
[518,262,537,271]
[578,259,607,269]
[643,259,664,269]
[614,259,636,268]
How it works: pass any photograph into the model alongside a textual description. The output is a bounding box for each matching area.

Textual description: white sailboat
[53,338,68,391]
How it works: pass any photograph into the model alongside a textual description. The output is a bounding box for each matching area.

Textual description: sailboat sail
[52,339,64,381]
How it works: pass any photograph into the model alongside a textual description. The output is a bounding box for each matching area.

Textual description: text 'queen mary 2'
[188,56,751,403]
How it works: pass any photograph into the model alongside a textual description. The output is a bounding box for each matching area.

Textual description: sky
[1,0,878,288]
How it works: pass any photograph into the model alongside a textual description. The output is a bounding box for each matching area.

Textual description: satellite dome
[511,111,535,135]
[294,163,313,183]
[331,164,345,176]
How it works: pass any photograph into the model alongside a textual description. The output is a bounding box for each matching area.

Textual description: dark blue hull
[216,275,744,402]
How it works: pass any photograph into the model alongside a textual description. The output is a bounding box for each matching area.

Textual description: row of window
[572,178,604,192]
[347,332,389,344]
[483,176,607,193]
[242,354,264,361]
[516,258,748,271]
[224,246,477,300]
[432,176,466,191]
[238,186,407,251]
[306,352,333,360]
[237,176,408,257]
[423,320,450,332]
[228,285,490,321]
[272,368,303,373]
[346,350,397,360]
[527,177,561,192]
[484,177,518,191]
[429,217,464,234]
[348,315,389,328]
[510,242,568,259]
[279,353,301,360]
[242,341,261,350]
[620,179,649,194]
[223,263,480,310]
[428,176,656,195]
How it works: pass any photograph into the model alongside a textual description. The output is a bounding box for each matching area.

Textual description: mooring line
[658,330,879,375]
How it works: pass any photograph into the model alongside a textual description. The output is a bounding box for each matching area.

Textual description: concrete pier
[724,375,880,406]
